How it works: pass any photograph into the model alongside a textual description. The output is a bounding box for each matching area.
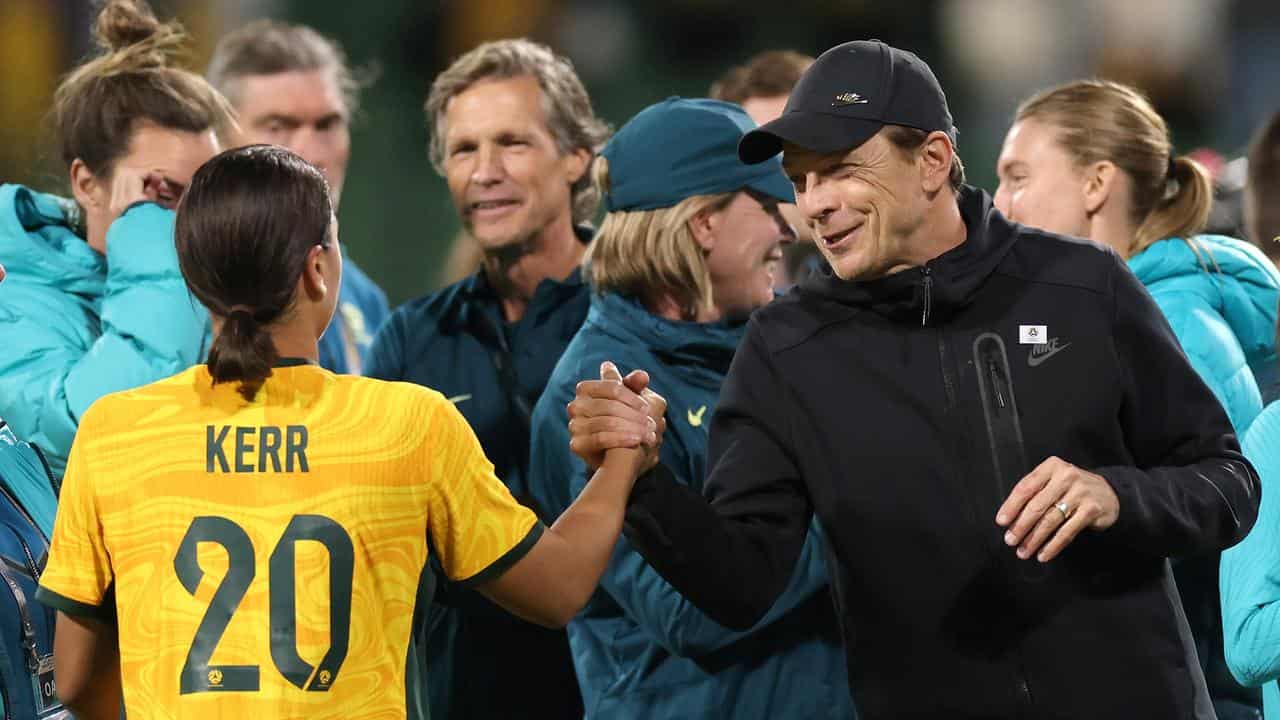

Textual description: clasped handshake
[567,362,667,474]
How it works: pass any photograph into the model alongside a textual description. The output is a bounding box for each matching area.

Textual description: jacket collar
[440,224,592,333]
[588,292,744,377]
[0,185,105,296]
[1130,234,1280,365]
[797,186,1017,326]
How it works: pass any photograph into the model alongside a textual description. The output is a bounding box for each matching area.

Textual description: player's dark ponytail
[206,308,280,401]
[175,145,333,401]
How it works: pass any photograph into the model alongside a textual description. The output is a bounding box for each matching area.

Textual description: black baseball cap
[738,40,956,165]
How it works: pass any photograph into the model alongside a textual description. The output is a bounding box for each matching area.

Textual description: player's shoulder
[337,374,456,422]
[79,366,205,431]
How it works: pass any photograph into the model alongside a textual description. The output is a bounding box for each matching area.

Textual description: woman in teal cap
[0,0,233,475]
[528,97,854,719]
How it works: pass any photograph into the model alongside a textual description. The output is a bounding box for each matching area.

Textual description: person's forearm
[1098,453,1259,557]
[612,520,829,658]
[543,450,643,610]
[624,464,809,630]
[66,680,121,720]
[54,613,122,719]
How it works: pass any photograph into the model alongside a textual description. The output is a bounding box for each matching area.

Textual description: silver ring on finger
[1053,501,1070,519]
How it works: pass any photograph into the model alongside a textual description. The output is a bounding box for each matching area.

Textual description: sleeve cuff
[120,200,160,217]
[628,462,679,506]
[104,202,179,275]
[457,522,545,589]
[35,583,114,622]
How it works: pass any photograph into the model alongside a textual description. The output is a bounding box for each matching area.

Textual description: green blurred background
[3,0,1279,305]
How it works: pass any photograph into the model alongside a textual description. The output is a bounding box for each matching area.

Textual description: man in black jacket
[564,40,1259,719]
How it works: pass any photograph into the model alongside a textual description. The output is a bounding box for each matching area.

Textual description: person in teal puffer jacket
[994,78,1278,719]
[0,264,57,539]
[1223,398,1280,719]
[0,0,234,475]
[529,98,853,719]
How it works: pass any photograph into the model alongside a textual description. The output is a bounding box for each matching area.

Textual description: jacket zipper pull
[920,267,933,327]
[989,360,1007,409]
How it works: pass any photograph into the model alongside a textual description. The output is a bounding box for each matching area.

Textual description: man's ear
[919,131,955,194]
[564,148,592,186]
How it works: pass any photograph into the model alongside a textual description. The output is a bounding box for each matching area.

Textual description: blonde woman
[994,78,1279,720]
[994,79,1280,435]
[527,98,853,719]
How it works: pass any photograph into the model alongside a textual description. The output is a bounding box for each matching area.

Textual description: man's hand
[568,361,667,470]
[996,456,1121,563]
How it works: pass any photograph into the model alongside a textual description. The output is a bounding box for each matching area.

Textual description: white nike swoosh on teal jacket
[0,185,210,476]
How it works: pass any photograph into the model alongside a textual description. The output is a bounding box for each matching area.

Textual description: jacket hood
[796,186,1018,326]
[586,291,743,389]
[1130,234,1280,366]
[0,184,104,297]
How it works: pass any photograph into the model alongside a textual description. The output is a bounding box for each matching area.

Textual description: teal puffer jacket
[1128,234,1280,434]
[0,185,210,475]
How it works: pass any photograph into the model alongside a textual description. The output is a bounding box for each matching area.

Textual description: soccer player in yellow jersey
[36,145,666,719]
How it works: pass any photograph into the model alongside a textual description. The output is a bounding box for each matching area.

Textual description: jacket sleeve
[1222,409,1280,688]
[1094,256,1260,557]
[601,521,829,658]
[529,358,831,657]
[625,322,813,630]
[2,203,208,469]
[1152,292,1262,434]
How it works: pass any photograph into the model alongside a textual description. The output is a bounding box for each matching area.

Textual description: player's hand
[108,167,184,222]
[568,361,667,470]
[634,382,667,473]
[996,456,1121,563]
[0,263,5,284]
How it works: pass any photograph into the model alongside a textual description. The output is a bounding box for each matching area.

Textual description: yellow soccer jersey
[37,362,541,719]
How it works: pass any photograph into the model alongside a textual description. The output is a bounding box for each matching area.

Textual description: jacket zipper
[938,337,957,408]
[0,523,39,583]
[30,444,59,501]
[0,560,41,675]
[0,484,47,556]
[1018,676,1034,714]
[988,360,1006,409]
[920,267,933,327]
[972,333,1028,502]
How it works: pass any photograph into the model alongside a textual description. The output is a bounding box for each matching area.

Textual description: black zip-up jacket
[622,187,1260,719]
